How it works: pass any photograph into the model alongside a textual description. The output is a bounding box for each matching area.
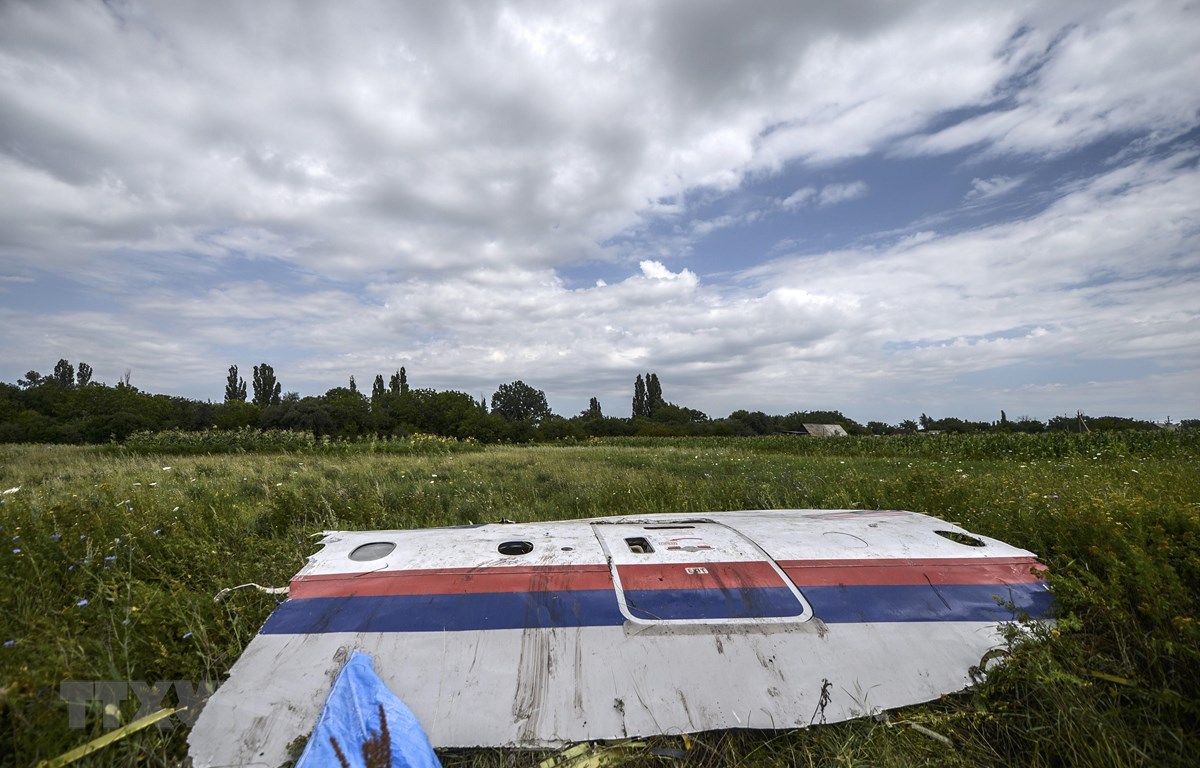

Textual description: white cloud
[780,187,816,210]
[8,0,1190,285]
[903,0,1200,158]
[0,1,1197,423]
[745,149,1200,396]
[817,181,869,206]
[638,260,695,282]
[965,175,1026,201]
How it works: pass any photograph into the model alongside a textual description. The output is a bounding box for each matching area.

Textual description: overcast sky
[1,0,1197,424]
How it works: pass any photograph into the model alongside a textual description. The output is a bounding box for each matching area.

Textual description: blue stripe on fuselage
[624,586,805,620]
[802,583,1054,624]
[259,583,1052,634]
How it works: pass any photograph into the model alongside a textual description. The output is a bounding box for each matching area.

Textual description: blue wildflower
[49,533,62,541]
[76,599,89,607]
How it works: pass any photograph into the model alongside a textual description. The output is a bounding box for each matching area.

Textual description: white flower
[1,487,19,495]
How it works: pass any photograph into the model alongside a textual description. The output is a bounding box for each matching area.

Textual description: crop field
[1,432,1198,767]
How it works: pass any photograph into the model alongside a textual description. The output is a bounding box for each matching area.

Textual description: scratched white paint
[189,510,1051,766]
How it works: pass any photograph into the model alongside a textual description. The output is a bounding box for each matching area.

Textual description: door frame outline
[590,519,814,626]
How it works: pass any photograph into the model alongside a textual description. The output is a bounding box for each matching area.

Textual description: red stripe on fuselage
[779,557,1046,586]
[616,561,787,591]
[289,556,1047,598]
[290,565,612,598]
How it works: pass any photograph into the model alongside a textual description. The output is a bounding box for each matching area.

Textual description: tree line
[0,359,1190,445]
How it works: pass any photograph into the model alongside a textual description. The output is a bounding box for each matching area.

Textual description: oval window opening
[934,530,986,547]
[349,542,396,561]
[498,541,533,556]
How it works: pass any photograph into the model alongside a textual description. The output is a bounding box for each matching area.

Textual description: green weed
[0,433,1197,766]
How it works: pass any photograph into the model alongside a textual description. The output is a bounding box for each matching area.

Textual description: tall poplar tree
[76,362,93,388]
[387,367,410,395]
[372,374,385,401]
[646,372,664,416]
[252,364,281,407]
[224,365,247,403]
[632,375,647,417]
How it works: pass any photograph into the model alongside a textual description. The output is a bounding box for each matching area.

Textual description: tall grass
[0,433,1197,766]
[123,428,484,456]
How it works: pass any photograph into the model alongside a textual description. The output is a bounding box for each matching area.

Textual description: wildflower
[49,533,62,541]
[79,534,86,540]
[11,548,20,555]
[172,506,180,513]
[162,466,172,471]
[104,556,117,563]
[153,529,162,535]
[76,599,89,607]
[2,486,19,494]
[182,632,193,640]
[11,535,18,541]
[122,618,130,625]
[148,482,158,487]
[3,640,13,647]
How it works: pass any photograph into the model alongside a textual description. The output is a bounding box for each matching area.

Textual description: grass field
[2,432,1198,767]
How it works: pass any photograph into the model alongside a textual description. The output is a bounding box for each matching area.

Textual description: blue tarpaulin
[296,650,441,768]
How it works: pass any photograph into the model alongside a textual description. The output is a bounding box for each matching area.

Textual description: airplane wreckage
[188,509,1053,766]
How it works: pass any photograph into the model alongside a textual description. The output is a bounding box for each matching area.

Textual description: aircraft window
[498,541,534,555]
[625,537,654,554]
[934,530,986,547]
[348,542,396,561]
[643,525,695,530]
